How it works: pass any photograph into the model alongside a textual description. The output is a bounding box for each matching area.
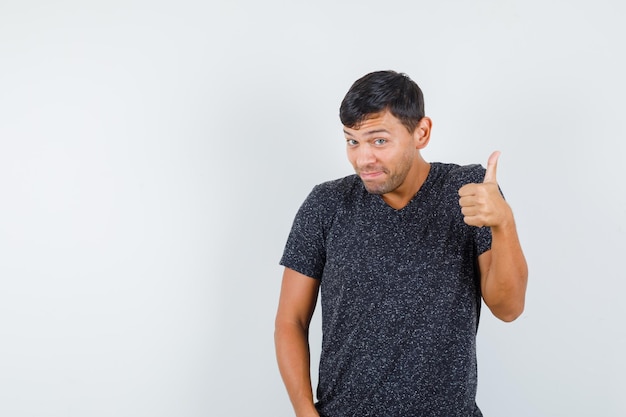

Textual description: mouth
[359,170,384,181]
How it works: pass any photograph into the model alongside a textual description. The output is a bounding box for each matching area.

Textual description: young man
[275,70,528,417]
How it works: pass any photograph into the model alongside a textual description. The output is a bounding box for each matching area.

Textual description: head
[340,71,431,197]
[340,70,425,133]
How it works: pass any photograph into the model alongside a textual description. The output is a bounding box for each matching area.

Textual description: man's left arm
[459,151,528,322]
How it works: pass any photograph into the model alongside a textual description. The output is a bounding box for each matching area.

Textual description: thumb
[483,151,501,183]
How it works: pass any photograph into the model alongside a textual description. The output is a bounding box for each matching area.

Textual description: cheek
[381,150,409,172]
[347,155,362,171]
[345,149,356,165]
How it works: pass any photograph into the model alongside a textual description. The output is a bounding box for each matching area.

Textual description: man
[274,70,528,417]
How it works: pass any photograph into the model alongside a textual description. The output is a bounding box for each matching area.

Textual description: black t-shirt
[281,163,492,417]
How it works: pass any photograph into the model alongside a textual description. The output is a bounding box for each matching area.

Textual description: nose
[355,144,376,167]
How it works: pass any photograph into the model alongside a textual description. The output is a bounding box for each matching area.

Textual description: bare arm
[274,267,321,417]
[459,151,528,322]
[477,219,528,322]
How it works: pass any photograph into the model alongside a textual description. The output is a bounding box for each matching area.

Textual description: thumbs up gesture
[458,151,512,228]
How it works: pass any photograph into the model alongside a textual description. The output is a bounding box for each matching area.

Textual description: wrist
[491,205,515,232]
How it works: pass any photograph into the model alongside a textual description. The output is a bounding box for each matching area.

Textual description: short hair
[339,70,425,132]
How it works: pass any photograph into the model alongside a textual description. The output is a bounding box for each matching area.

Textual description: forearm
[275,322,319,417]
[482,213,528,322]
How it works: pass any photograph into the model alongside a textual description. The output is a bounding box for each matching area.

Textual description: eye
[346,139,358,146]
[373,138,387,145]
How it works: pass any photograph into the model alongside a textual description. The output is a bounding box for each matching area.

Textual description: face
[344,111,419,195]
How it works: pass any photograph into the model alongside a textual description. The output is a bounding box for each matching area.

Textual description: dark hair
[339,70,425,132]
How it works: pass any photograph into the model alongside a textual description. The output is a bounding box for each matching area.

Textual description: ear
[413,117,432,150]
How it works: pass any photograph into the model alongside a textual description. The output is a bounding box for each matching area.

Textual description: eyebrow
[343,128,391,137]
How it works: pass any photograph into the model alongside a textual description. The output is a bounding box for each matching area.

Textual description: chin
[363,182,390,195]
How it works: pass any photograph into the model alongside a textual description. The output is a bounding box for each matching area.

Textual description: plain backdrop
[1,0,625,416]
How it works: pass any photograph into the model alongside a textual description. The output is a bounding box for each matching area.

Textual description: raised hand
[458,151,512,228]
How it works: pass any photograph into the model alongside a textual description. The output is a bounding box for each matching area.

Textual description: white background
[1,1,625,416]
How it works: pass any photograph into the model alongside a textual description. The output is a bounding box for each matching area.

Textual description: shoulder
[307,174,362,205]
[313,174,361,194]
[431,162,486,188]
[295,174,362,221]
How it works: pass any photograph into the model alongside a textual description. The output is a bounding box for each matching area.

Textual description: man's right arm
[274,267,321,417]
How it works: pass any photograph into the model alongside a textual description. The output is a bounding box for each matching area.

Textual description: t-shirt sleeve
[474,222,492,256]
[279,185,329,279]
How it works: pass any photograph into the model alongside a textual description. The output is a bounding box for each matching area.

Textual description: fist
[458,151,511,228]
